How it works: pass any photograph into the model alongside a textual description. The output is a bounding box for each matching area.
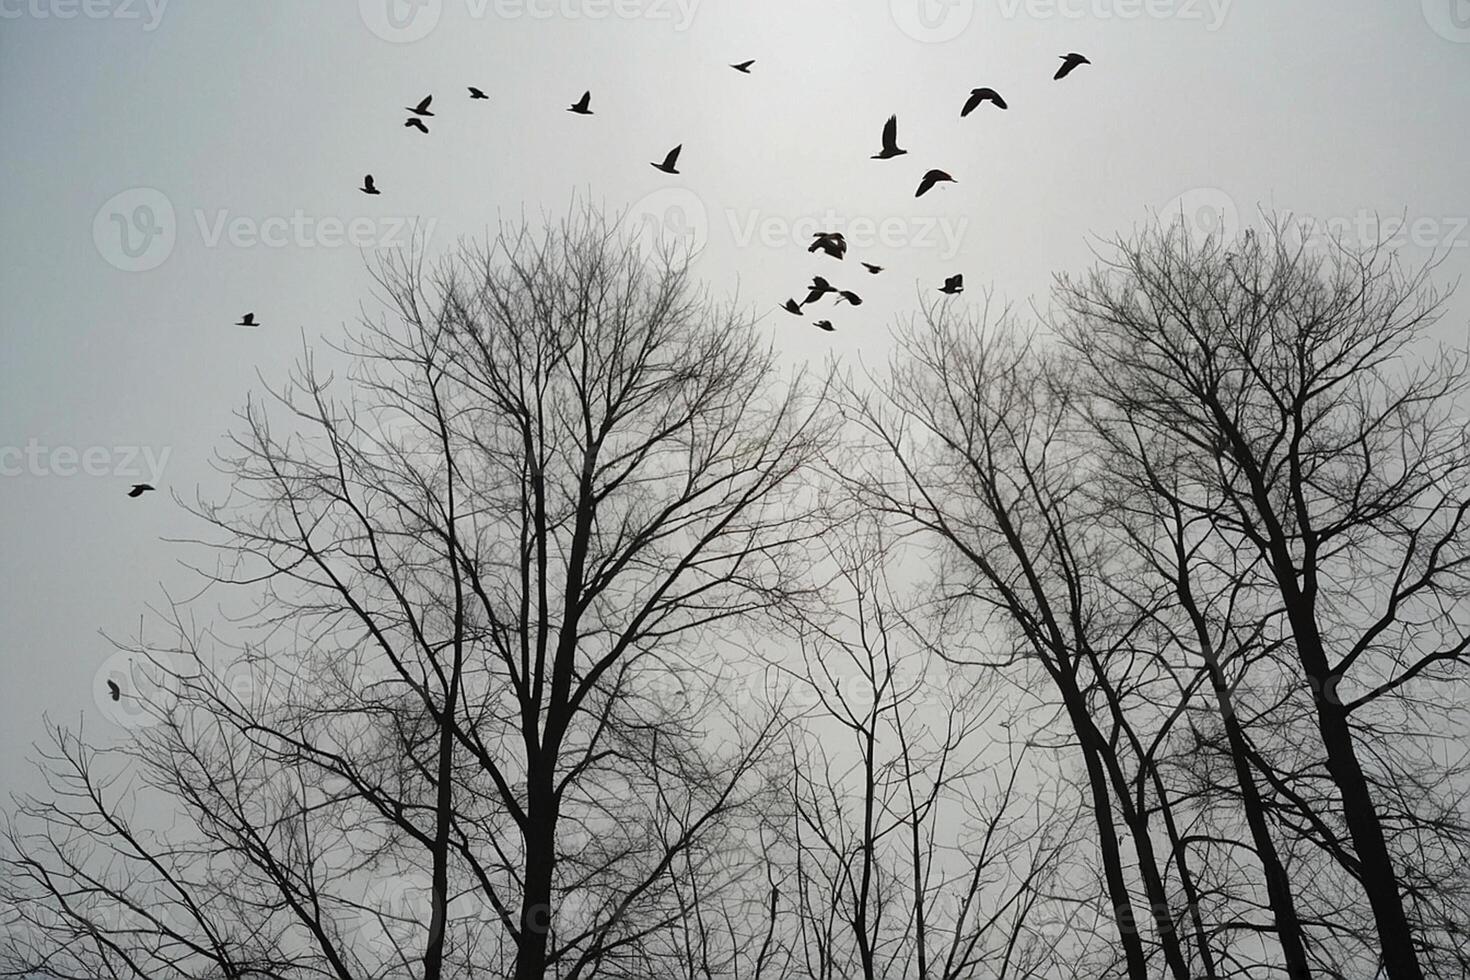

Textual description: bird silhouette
[915,169,956,197]
[406,95,434,116]
[106,679,121,701]
[962,87,1008,115]
[360,174,380,195]
[468,86,489,100]
[236,312,259,328]
[405,117,429,134]
[808,232,847,259]
[939,274,964,294]
[730,60,754,73]
[781,299,803,315]
[127,483,154,497]
[803,276,837,305]
[861,262,884,274]
[651,145,682,174]
[835,290,863,306]
[1055,53,1090,80]
[872,115,907,159]
[568,91,593,114]
[812,319,836,332]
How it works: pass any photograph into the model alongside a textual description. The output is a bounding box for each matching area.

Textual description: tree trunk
[1071,714,1152,980]
[1206,658,1313,979]
[1147,758,1221,979]
[1285,603,1422,980]
[515,769,557,980]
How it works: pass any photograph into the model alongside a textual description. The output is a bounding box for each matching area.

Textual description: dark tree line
[4,208,1468,979]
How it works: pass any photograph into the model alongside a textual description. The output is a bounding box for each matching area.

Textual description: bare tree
[1056,216,1470,980]
[2,205,833,980]
[841,300,1205,980]
[779,519,1068,980]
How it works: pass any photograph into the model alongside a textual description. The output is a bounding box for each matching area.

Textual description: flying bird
[812,319,836,332]
[406,95,434,116]
[808,232,847,259]
[962,87,1008,115]
[651,144,682,174]
[127,483,154,498]
[405,117,429,134]
[730,60,754,73]
[781,299,803,315]
[803,276,837,305]
[915,169,956,198]
[835,290,863,306]
[568,91,593,114]
[872,115,907,160]
[1055,53,1090,80]
[939,274,964,295]
[468,86,489,100]
[106,679,121,701]
[360,174,380,195]
[236,312,259,328]
[861,262,884,274]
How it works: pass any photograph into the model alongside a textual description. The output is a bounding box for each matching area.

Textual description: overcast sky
[1,0,1468,799]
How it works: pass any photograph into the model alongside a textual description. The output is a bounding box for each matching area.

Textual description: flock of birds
[186,51,1095,498]
[773,51,1090,328]
[106,49,1093,717]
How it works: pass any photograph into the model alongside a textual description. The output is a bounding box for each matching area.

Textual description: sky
[1,0,1468,800]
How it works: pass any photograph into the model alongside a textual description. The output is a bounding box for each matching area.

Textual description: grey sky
[2,0,1468,799]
